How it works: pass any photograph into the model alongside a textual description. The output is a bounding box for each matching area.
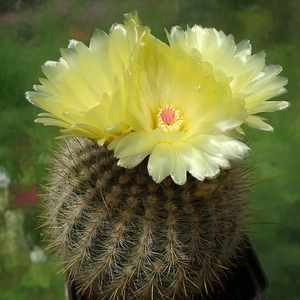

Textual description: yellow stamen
[157,104,183,132]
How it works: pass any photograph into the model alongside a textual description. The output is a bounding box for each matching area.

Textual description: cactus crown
[44,137,249,300]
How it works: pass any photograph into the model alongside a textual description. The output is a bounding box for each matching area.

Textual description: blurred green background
[0,0,299,299]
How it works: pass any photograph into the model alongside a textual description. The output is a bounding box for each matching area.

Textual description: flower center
[157,104,183,132]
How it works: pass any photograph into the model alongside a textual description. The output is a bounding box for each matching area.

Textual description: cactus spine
[44,137,250,300]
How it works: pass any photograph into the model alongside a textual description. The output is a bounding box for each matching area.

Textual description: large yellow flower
[26,12,289,185]
[167,25,289,132]
[108,35,250,184]
[25,12,147,145]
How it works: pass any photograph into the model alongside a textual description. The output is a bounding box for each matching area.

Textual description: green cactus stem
[43,137,251,300]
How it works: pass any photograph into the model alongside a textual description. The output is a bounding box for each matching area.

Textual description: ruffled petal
[148,143,175,183]
[26,13,149,144]
[167,24,289,131]
[108,131,156,158]
[172,142,209,182]
[108,131,157,169]
[187,134,250,162]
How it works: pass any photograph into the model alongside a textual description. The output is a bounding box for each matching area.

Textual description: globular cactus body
[45,137,249,300]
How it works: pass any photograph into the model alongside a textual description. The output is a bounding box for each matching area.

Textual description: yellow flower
[26,12,289,185]
[25,12,147,145]
[108,35,250,184]
[167,25,289,132]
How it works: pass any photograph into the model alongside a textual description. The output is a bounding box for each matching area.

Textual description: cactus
[43,137,250,300]
[25,11,288,300]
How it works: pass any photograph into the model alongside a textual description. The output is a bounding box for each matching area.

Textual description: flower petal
[148,143,175,183]
[187,134,250,162]
[150,128,184,143]
[244,115,274,131]
[26,13,149,144]
[108,131,156,158]
[167,24,289,131]
[108,131,157,169]
[172,142,209,182]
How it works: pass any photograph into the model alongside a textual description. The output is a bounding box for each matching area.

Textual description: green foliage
[0,245,65,300]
